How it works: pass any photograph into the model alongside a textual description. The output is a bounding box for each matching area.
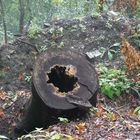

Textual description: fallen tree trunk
[13,48,99,137]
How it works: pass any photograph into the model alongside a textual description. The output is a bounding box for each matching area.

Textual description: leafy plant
[135,80,140,89]
[18,128,49,140]
[100,42,120,60]
[79,24,86,32]
[58,41,64,48]
[25,75,32,82]
[50,41,64,48]
[134,106,140,115]
[58,117,69,124]
[132,80,140,96]
[98,65,131,98]
[50,133,62,140]
[49,27,63,39]
[50,133,72,140]
[38,45,48,53]
[27,23,41,39]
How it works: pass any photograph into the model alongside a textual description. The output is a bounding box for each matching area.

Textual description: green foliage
[27,23,41,39]
[49,27,63,38]
[98,65,131,98]
[52,0,64,6]
[38,45,48,53]
[133,1,140,19]
[18,128,72,140]
[134,80,140,96]
[100,42,121,60]
[89,107,98,115]
[134,106,140,115]
[0,135,9,140]
[50,133,62,140]
[58,41,64,48]
[1,0,140,43]
[0,0,106,43]
[50,41,64,48]
[50,133,72,140]
[58,117,69,124]
[0,70,6,78]
[135,80,140,89]
[91,12,100,18]
[24,74,32,82]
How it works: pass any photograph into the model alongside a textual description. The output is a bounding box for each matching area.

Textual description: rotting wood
[12,48,99,138]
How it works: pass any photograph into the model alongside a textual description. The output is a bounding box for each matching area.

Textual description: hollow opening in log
[47,65,79,93]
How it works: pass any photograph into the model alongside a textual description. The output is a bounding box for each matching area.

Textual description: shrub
[98,65,131,98]
[27,23,41,39]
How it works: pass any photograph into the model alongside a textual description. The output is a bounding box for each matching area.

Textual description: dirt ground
[0,13,140,139]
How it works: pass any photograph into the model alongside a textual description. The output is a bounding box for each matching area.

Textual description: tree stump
[14,48,99,137]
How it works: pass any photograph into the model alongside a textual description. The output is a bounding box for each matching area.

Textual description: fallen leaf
[111,113,118,119]
[0,107,5,118]
[128,109,137,117]
[75,122,86,132]
[18,73,24,80]
[0,90,8,100]
[96,107,104,117]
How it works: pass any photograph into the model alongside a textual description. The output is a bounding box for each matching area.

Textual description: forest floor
[0,13,140,139]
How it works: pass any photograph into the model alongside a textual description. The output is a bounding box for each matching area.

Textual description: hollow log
[13,48,99,137]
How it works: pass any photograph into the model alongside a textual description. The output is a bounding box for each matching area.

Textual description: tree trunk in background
[19,0,25,34]
[26,0,32,31]
[0,0,8,44]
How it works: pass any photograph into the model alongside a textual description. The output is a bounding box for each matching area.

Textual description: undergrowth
[98,64,131,99]
[27,23,41,39]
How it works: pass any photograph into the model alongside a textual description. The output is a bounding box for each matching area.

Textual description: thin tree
[0,0,8,44]
[26,0,32,31]
[19,0,25,34]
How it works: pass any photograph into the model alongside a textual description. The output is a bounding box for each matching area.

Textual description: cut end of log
[46,65,80,96]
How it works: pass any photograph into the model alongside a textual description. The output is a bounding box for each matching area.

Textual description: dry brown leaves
[0,90,8,100]
[111,0,138,11]
[121,38,140,81]
[75,122,86,133]
[0,107,5,118]
[18,72,24,80]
